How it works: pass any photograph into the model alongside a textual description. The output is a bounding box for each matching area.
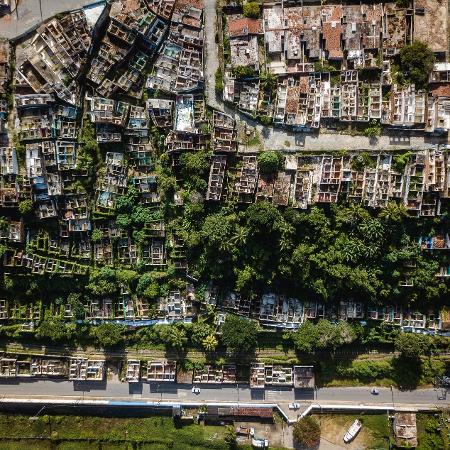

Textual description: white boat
[343,419,362,443]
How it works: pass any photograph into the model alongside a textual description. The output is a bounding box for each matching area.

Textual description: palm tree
[231,226,248,247]
[202,334,218,352]
[379,202,408,223]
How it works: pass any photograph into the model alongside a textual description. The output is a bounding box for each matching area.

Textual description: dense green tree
[191,321,215,347]
[399,41,435,89]
[67,293,86,320]
[137,273,161,300]
[157,324,188,351]
[293,416,321,448]
[290,321,318,353]
[257,151,284,175]
[87,266,118,296]
[221,314,259,353]
[90,323,126,348]
[245,200,283,231]
[379,202,408,223]
[36,312,74,343]
[395,333,432,359]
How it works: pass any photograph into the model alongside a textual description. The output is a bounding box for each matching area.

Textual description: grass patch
[0,441,53,450]
[57,443,99,450]
[0,414,232,449]
[316,355,448,388]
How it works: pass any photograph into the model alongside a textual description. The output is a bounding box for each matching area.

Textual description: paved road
[0,379,447,407]
[0,0,97,39]
[203,0,221,110]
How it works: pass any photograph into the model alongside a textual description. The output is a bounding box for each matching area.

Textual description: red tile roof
[323,21,343,59]
[431,84,450,97]
[228,18,263,37]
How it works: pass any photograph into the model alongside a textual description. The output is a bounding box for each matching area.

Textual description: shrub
[243,2,260,19]
[215,67,224,93]
[363,119,382,139]
[392,151,412,173]
[259,115,273,126]
[231,65,257,79]
[18,199,33,215]
[257,151,284,174]
[293,416,321,448]
[91,228,103,242]
[351,152,375,172]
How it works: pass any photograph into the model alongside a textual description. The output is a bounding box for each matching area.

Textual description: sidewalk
[0,0,98,39]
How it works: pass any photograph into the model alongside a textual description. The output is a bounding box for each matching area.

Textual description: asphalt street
[0,379,447,407]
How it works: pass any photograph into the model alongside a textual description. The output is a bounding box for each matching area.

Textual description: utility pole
[38,0,43,22]
[390,385,395,410]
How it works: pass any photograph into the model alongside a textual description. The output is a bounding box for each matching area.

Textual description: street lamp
[390,385,394,410]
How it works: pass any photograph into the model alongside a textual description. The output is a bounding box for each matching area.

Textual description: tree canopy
[257,151,284,175]
[188,203,448,306]
[395,333,432,359]
[221,314,259,353]
[90,323,126,348]
[399,41,435,89]
[290,320,357,353]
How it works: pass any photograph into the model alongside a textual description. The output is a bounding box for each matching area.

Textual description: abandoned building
[68,358,105,381]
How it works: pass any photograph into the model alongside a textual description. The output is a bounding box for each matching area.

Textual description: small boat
[343,419,362,443]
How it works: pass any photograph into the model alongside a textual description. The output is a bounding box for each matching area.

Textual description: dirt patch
[235,419,293,449]
[315,415,374,450]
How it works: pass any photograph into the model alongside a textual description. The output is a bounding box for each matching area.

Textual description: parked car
[191,386,201,395]
[288,402,300,410]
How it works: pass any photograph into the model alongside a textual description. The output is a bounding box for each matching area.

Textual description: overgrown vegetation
[231,65,257,79]
[398,41,435,90]
[293,417,321,448]
[363,119,382,139]
[0,414,239,450]
[243,2,260,19]
[215,67,224,93]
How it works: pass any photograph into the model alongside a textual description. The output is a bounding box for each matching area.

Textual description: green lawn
[0,414,231,449]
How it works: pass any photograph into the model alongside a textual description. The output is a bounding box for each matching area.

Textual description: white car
[288,402,300,410]
[191,386,201,395]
